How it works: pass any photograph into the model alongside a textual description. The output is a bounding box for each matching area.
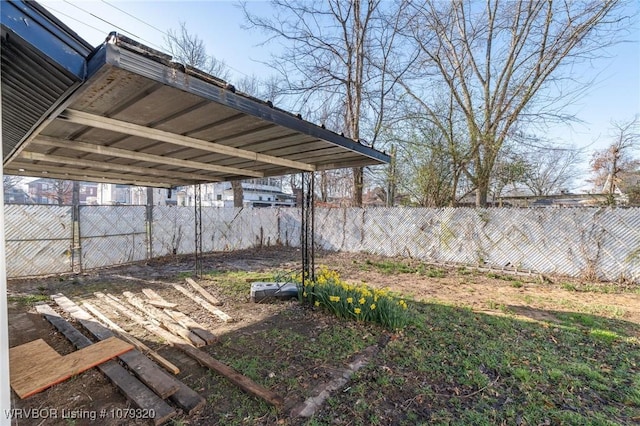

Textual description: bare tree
[165,22,231,80]
[242,0,409,206]
[521,145,582,196]
[41,179,73,206]
[400,0,626,206]
[3,175,23,192]
[590,115,640,205]
[490,150,529,201]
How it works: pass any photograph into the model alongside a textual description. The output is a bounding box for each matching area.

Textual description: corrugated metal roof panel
[1,0,92,162]
[4,30,389,187]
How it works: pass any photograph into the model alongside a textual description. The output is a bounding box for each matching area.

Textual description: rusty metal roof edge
[85,34,389,165]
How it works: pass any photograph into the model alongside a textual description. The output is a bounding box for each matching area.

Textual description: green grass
[205,270,276,298]
[561,281,640,294]
[358,259,447,278]
[7,294,49,306]
[177,277,639,425]
[307,301,639,425]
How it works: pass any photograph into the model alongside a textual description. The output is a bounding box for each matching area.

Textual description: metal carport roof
[3,32,390,188]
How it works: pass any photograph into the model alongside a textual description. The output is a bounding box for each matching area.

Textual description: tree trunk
[231,180,244,208]
[386,145,397,207]
[475,185,488,207]
[352,167,363,207]
[450,171,460,207]
[320,171,328,203]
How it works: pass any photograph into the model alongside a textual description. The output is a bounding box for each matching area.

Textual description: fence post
[146,187,154,260]
[72,181,82,273]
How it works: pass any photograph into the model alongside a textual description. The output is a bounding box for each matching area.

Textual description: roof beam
[31,136,262,178]
[6,163,174,188]
[59,109,316,172]
[17,151,221,183]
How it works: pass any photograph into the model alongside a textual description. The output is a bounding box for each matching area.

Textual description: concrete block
[250,282,299,302]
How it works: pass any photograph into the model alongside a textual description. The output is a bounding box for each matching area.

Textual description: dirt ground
[6,247,640,425]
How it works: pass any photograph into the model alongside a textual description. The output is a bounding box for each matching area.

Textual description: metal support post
[72,180,81,273]
[194,184,203,278]
[301,172,316,300]
[146,187,154,260]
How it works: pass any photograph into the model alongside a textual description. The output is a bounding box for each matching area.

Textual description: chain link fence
[79,205,147,270]
[4,205,640,282]
[5,205,74,276]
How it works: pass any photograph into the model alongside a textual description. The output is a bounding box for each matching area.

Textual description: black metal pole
[194,184,203,278]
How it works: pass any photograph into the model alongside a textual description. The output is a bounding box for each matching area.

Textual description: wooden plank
[141,289,178,309]
[82,301,181,375]
[10,340,61,380]
[95,293,190,346]
[122,292,206,347]
[177,343,284,407]
[95,295,281,407]
[185,277,223,306]
[51,295,179,399]
[164,309,218,345]
[173,284,234,323]
[140,289,217,345]
[35,304,176,425]
[148,299,179,309]
[93,294,206,415]
[10,336,133,399]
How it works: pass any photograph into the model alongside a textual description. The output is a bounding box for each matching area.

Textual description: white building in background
[95,183,178,206]
[21,178,292,207]
[176,178,296,208]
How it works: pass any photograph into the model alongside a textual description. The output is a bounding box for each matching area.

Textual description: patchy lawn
[7,247,640,425]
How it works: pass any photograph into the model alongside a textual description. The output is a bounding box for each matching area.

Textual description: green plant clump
[296,267,410,330]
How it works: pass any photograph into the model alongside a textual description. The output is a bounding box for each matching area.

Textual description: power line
[45,4,110,37]
[53,1,253,81]
[96,1,252,79]
[61,0,166,52]
[100,0,166,36]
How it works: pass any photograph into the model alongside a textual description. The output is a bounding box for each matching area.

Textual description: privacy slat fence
[4,205,640,282]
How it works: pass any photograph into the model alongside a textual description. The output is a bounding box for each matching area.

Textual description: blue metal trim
[1,0,91,79]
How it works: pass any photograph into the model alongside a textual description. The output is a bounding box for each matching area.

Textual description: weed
[364,259,416,274]
[7,294,49,306]
[457,267,473,276]
[424,267,446,278]
[589,329,620,343]
[511,281,523,288]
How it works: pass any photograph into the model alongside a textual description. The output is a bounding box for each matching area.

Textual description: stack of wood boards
[9,336,133,398]
[32,281,283,423]
[36,296,207,425]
